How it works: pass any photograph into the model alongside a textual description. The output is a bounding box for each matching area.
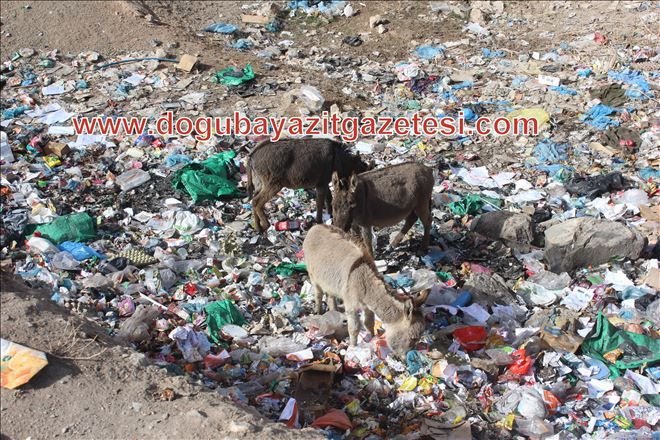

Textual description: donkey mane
[316,224,373,263]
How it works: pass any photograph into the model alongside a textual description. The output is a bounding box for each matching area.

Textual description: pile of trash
[1,1,659,438]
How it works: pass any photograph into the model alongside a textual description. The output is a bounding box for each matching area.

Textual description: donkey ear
[332,171,340,189]
[412,288,431,308]
[349,174,358,193]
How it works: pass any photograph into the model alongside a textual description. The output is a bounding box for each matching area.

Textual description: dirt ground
[1,1,656,111]
[0,1,658,439]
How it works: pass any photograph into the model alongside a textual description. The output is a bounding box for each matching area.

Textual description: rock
[544,218,646,273]
[369,15,387,28]
[287,48,301,59]
[344,4,354,17]
[463,272,514,305]
[19,48,35,58]
[470,211,534,248]
[186,409,207,420]
[376,24,388,34]
[127,352,148,367]
[228,420,257,433]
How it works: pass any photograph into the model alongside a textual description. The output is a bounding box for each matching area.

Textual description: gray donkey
[246,138,370,232]
[331,162,434,255]
[303,224,429,356]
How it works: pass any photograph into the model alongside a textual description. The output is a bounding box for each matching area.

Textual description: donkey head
[331,172,359,232]
[383,289,430,357]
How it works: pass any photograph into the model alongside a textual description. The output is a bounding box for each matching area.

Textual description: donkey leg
[315,186,327,224]
[346,308,360,346]
[325,188,333,217]
[360,226,374,256]
[328,296,338,311]
[314,284,324,315]
[390,212,418,248]
[415,199,433,252]
[363,309,375,337]
[254,185,280,232]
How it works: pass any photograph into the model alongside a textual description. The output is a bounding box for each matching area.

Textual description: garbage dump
[1,1,659,438]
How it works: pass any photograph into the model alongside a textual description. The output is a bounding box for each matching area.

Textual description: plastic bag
[172,151,241,202]
[203,23,237,34]
[268,262,307,276]
[31,212,96,244]
[116,305,160,342]
[581,312,660,377]
[205,300,246,344]
[211,64,255,87]
[116,168,150,191]
[58,241,105,261]
[300,310,345,337]
[311,409,353,430]
[257,336,306,357]
[448,194,484,216]
[50,251,81,270]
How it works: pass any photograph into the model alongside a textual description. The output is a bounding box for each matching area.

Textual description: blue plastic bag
[416,45,445,60]
[482,48,505,58]
[204,23,237,34]
[58,241,105,261]
[534,139,568,163]
[581,104,619,130]
[549,85,577,96]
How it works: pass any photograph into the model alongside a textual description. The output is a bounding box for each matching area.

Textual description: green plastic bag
[268,263,307,277]
[581,312,660,378]
[205,299,246,344]
[31,212,97,244]
[172,151,241,203]
[212,64,255,86]
[448,194,484,216]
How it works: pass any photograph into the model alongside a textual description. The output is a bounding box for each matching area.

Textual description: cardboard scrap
[44,142,71,158]
[294,363,341,412]
[176,54,198,73]
[241,14,270,24]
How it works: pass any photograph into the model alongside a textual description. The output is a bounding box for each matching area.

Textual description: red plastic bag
[453,326,487,351]
[312,409,353,430]
[507,348,533,375]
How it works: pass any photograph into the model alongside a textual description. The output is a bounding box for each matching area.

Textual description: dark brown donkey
[246,138,370,232]
[331,162,434,254]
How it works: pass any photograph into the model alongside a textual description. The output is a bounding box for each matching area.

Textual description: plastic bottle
[451,291,473,308]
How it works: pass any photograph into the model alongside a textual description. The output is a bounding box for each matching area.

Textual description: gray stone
[470,211,534,248]
[463,272,514,305]
[544,218,646,273]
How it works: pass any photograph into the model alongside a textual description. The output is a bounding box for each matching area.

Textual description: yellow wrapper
[44,155,62,168]
[399,376,418,391]
[1,338,48,389]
